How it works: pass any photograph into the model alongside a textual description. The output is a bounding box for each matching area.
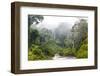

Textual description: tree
[41,40,61,57]
[71,19,88,51]
[28,15,44,47]
[76,38,88,58]
[28,15,44,26]
[64,37,73,48]
[39,28,53,45]
[30,29,39,44]
[28,44,47,60]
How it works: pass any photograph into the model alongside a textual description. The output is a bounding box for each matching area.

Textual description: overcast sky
[36,15,87,30]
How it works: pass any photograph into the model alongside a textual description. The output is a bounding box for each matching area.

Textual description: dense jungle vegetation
[28,15,88,60]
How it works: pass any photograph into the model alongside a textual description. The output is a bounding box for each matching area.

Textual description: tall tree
[28,15,44,47]
[71,19,88,50]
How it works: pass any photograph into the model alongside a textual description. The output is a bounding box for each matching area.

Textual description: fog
[34,16,79,30]
[28,15,88,60]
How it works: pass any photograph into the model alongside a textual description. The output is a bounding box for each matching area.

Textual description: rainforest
[28,15,88,60]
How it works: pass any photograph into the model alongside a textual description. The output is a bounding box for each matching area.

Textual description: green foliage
[28,17,88,60]
[28,44,47,60]
[59,48,76,56]
[64,38,73,48]
[28,15,44,47]
[41,40,61,57]
[76,38,88,58]
[28,29,40,48]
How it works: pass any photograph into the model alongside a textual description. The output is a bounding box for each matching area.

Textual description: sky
[34,15,87,30]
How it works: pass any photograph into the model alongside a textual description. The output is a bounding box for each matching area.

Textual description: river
[52,54,76,60]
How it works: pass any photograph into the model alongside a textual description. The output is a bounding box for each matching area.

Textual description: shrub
[76,38,88,58]
[28,44,48,60]
[59,48,76,56]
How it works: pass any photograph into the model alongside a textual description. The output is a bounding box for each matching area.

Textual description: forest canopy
[28,15,88,60]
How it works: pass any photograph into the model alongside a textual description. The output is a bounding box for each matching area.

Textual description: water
[53,54,76,60]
